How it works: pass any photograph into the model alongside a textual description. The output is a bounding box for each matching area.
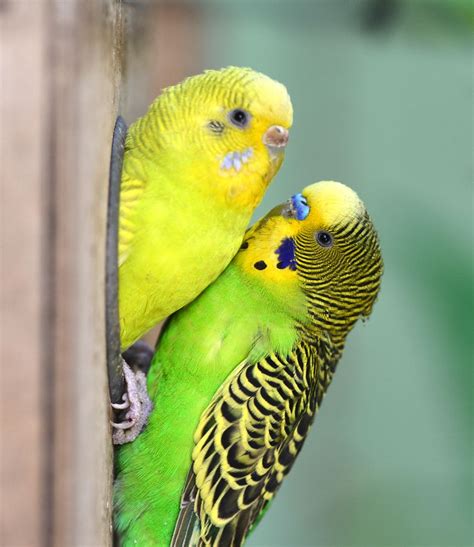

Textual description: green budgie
[114,180,383,546]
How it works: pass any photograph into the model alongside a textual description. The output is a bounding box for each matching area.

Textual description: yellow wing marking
[184,338,339,545]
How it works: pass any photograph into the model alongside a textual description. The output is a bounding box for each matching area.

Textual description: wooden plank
[47,2,124,545]
[0,2,47,545]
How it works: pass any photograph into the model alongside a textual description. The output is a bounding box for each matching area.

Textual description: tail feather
[171,471,200,547]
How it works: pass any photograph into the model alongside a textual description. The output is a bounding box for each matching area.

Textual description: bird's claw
[111,360,153,445]
[111,393,130,410]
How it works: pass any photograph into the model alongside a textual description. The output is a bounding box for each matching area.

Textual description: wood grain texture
[47,2,123,545]
[0,2,46,545]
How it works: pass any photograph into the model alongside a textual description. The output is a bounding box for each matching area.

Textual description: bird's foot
[111,360,153,445]
[122,340,154,375]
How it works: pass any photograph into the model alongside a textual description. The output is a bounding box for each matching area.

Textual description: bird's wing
[171,339,339,546]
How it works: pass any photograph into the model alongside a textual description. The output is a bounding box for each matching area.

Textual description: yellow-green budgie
[114,181,383,543]
[119,66,292,351]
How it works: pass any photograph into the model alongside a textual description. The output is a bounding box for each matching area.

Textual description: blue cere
[275,237,297,271]
[291,193,310,220]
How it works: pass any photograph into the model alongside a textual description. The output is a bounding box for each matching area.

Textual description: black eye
[229,109,250,128]
[316,231,333,248]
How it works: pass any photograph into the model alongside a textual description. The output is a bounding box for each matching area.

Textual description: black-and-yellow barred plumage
[169,181,383,546]
[295,210,382,338]
[172,337,340,546]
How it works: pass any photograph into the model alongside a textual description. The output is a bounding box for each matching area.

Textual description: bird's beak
[263,125,289,158]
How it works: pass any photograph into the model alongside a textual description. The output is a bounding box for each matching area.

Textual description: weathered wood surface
[46,3,123,545]
[0,2,47,545]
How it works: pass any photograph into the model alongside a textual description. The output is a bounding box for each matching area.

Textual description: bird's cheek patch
[275,237,297,271]
[220,147,253,172]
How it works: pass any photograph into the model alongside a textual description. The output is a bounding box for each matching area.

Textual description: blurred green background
[194,1,472,545]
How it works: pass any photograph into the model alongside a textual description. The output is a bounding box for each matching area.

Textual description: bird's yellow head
[237,181,383,336]
[131,66,293,211]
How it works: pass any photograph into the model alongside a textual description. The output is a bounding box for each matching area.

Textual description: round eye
[316,230,333,248]
[229,109,250,128]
